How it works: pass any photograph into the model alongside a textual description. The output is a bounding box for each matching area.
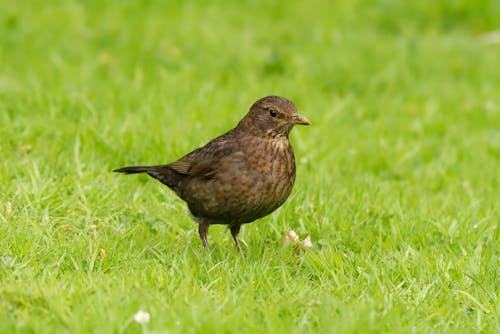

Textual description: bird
[114,96,310,254]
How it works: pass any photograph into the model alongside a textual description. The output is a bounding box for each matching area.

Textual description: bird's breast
[241,136,296,210]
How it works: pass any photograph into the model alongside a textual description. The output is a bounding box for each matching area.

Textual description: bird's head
[237,96,310,137]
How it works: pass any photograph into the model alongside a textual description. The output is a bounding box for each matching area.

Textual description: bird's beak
[293,113,311,125]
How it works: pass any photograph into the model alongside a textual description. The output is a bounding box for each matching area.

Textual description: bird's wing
[166,159,191,174]
[167,131,243,178]
[168,157,218,178]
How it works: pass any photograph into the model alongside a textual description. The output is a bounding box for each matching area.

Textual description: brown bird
[114,96,310,254]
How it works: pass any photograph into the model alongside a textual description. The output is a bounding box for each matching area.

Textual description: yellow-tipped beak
[294,114,311,125]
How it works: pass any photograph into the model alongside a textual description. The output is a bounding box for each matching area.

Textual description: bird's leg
[230,225,244,255]
[198,221,210,252]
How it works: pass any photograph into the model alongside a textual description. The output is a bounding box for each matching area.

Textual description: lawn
[1,0,499,333]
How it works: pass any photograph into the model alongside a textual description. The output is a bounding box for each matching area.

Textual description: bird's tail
[113,166,155,174]
[114,165,182,191]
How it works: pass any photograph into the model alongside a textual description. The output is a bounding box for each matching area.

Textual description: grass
[1,0,499,332]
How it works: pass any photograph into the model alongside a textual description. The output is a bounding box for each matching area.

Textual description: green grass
[1,0,499,333]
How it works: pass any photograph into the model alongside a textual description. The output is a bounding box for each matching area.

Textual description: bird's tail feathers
[113,166,157,174]
[114,165,181,191]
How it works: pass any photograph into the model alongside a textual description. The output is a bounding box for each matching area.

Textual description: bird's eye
[269,109,278,117]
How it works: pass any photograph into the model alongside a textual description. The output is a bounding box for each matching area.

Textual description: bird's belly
[185,147,296,224]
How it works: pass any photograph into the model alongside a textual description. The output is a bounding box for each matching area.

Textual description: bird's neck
[235,120,292,139]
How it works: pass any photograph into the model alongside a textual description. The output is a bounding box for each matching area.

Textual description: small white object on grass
[133,310,151,324]
[302,235,313,248]
[284,230,299,243]
[284,230,313,253]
